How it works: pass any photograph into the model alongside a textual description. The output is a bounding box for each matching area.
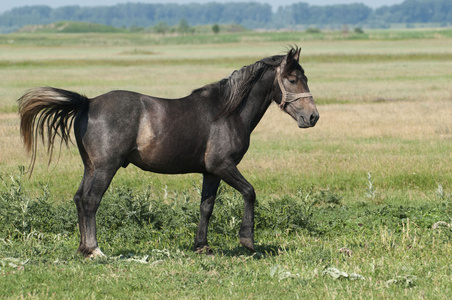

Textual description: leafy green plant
[0,167,77,241]
[256,189,319,236]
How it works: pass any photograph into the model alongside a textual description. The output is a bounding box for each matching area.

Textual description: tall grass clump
[0,169,326,256]
[98,185,326,253]
[0,167,77,241]
[96,186,200,252]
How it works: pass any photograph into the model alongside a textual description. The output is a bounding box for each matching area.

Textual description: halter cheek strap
[277,67,312,110]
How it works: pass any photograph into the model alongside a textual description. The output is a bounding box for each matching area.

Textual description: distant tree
[279,2,371,25]
[2,1,452,34]
[177,18,190,35]
[354,27,364,34]
[154,21,169,35]
[373,0,452,24]
[305,27,321,34]
[212,23,220,34]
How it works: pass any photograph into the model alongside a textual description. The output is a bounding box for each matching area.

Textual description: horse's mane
[192,54,286,118]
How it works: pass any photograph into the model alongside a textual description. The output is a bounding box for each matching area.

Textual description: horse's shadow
[206,243,293,258]
[109,243,290,260]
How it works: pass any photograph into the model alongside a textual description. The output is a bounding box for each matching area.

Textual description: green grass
[1,171,451,298]
[1,30,452,298]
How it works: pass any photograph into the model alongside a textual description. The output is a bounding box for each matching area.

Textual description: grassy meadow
[0,29,451,298]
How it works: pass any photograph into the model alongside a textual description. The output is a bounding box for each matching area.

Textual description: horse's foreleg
[215,165,256,252]
[194,173,221,253]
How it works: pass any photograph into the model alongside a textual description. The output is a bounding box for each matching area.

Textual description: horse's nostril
[310,113,319,126]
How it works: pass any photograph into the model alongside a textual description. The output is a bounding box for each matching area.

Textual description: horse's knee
[73,191,83,208]
[242,186,255,203]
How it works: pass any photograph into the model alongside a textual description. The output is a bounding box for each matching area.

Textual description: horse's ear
[288,47,301,62]
[280,47,300,74]
[280,50,291,72]
[294,47,301,62]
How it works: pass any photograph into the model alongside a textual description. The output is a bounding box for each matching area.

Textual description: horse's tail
[18,87,89,175]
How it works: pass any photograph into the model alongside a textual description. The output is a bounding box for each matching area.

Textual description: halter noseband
[277,67,312,110]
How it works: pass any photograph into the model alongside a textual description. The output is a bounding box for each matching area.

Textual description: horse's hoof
[87,247,106,259]
[194,245,213,255]
[240,237,255,252]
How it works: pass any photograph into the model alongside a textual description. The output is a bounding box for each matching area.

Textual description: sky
[1,0,405,13]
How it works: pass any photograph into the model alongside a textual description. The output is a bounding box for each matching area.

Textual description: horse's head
[274,48,319,128]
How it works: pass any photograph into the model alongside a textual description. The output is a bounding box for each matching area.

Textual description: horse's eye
[289,79,296,84]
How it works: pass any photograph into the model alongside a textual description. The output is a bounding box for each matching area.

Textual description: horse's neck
[239,70,275,132]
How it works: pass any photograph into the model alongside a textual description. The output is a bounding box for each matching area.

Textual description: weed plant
[1,170,326,255]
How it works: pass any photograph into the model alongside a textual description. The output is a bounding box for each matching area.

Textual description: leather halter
[277,67,312,110]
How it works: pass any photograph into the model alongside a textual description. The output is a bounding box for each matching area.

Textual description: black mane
[191,54,288,118]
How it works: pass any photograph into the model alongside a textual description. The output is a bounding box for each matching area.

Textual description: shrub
[305,27,321,34]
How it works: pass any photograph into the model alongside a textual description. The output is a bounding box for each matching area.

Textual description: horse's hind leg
[194,173,221,253]
[74,166,118,258]
[73,181,86,255]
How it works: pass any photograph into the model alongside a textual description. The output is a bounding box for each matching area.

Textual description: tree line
[1,0,451,33]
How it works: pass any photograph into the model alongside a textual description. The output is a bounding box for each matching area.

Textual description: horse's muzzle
[298,111,319,128]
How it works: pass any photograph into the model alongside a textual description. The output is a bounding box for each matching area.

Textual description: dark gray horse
[18,47,319,257]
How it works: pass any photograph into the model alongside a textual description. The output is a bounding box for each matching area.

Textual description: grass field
[0,29,451,298]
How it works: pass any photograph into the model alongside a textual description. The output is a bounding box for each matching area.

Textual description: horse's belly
[126,147,206,174]
[132,112,208,174]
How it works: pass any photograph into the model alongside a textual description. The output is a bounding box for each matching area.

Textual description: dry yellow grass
[253,100,452,141]
[245,100,452,193]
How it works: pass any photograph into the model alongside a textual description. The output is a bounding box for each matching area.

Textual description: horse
[18,47,319,257]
